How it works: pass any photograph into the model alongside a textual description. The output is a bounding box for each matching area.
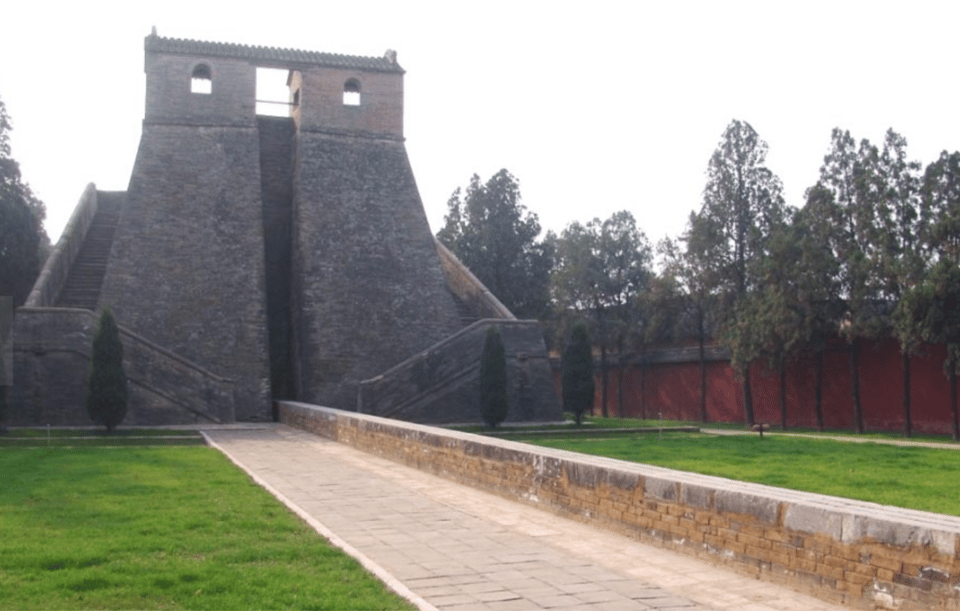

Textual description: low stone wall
[10,308,234,425]
[279,401,960,610]
[356,318,561,423]
[26,183,99,308]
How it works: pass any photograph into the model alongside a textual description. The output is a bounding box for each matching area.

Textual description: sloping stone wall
[279,402,960,610]
[98,122,271,421]
[357,319,561,423]
[10,308,233,425]
[25,184,99,308]
[290,131,462,409]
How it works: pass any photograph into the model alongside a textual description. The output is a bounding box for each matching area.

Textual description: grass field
[0,446,414,610]
[518,430,960,516]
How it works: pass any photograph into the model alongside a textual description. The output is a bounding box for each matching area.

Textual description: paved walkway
[702,427,960,450]
[204,425,845,611]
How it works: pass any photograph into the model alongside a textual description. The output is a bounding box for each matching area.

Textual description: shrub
[86,307,128,432]
[479,326,509,428]
[562,321,595,425]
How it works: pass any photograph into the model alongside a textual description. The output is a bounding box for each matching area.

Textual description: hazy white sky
[2,0,958,247]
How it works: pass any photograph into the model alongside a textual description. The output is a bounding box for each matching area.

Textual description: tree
[562,321,595,425]
[805,129,888,433]
[632,271,684,419]
[478,326,509,428]
[659,233,715,423]
[551,212,651,417]
[913,150,960,440]
[687,120,786,426]
[86,307,128,432]
[921,151,960,262]
[782,198,843,431]
[0,95,48,306]
[894,260,960,441]
[437,170,553,319]
[871,130,924,437]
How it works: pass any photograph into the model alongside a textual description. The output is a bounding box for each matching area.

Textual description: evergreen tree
[478,326,509,428]
[562,321,595,426]
[438,170,553,319]
[0,95,48,306]
[688,120,786,426]
[86,307,128,432]
[551,211,651,417]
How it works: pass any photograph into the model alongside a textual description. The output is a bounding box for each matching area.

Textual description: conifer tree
[479,326,509,428]
[562,321,595,425]
[86,307,128,432]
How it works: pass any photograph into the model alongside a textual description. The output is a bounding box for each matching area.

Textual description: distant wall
[10,308,234,425]
[556,338,960,435]
[357,319,561,423]
[25,184,98,308]
[280,402,960,610]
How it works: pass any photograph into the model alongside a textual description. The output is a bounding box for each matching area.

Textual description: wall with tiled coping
[278,401,960,610]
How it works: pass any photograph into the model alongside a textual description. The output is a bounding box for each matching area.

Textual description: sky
[2,0,959,249]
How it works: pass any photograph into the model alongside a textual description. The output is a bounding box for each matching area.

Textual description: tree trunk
[742,365,755,426]
[617,354,625,419]
[779,364,788,430]
[950,354,958,443]
[698,307,708,423]
[850,340,864,434]
[640,355,648,420]
[600,343,609,418]
[902,351,912,438]
[814,348,825,432]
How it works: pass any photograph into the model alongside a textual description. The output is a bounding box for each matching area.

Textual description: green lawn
[519,432,960,516]
[0,446,414,610]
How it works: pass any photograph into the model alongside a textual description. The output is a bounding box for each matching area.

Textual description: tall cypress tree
[86,307,128,432]
[562,321,595,426]
[479,326,509,428]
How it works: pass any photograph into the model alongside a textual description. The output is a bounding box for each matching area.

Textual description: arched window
[343,79,361,106]
[191,64,212,95]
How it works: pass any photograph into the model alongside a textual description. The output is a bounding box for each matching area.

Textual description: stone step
[54,197,123,310]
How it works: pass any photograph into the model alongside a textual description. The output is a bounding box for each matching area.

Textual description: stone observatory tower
[11,32,562,426]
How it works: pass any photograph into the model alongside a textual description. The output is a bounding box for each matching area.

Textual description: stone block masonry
[357,318,561,423]
[98,122,272,421]
[279,401,960,610]
[290,131,463,409]
[11,308,233,425]
[10,32,562,426]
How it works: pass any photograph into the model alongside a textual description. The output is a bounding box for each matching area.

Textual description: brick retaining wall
[279,401,960,610]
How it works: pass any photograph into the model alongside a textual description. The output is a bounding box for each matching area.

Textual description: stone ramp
[204,425,846,611]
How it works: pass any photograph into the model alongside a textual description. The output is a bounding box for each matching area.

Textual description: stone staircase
[54,192,124,310]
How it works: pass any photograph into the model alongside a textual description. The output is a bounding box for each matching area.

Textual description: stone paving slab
[204,425,846,611]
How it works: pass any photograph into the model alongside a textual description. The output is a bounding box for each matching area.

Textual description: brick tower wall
[291,131,463,408]
[97,50,272,421]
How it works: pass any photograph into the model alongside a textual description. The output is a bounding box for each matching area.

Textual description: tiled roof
[145,33,403,73]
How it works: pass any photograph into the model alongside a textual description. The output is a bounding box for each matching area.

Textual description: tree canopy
[551,211,651,416]
[437,170,553,319]
[0,95,47,306]
[686,119,786,425]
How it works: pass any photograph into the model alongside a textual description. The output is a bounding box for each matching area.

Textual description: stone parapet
[435,239,514,321]
[279,401,960,610]
[356,319,561,423]
[10,308,234,425]
[25,184,98,308]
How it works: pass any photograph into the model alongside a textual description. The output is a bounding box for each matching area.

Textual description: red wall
[554,339,958,434]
